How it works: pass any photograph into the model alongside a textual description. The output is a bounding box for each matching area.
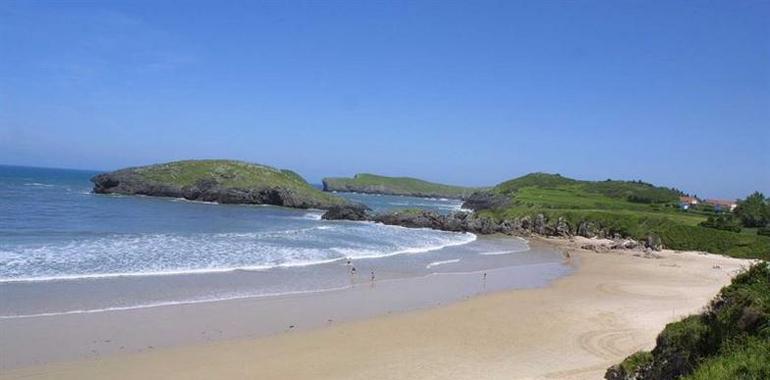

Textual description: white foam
[426,259,461,269]
[170,198,219,205]
[0,227,477,283]
[299,212,323,220]
[0,285,351,320]
[479,249,523,256]
[330,232,476,260]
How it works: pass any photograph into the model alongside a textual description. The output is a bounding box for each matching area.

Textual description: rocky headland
[322,205,664,252]
[92,160,349,209]
[322,173,483,200]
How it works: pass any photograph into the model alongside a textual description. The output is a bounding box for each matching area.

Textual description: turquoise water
[0,165,472,282]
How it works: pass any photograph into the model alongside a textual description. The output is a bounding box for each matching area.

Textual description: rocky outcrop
[91,160,349,210]
[321,204,372,221]
[644,235,663,251]
[321,206,663,254]
[372,210,500,234]
[461,191,511,211]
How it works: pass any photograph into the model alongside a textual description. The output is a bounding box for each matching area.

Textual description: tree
[734,192,769,228]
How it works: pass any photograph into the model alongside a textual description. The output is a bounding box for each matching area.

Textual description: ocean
[0,165,570,318]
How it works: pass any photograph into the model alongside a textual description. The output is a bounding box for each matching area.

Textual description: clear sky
[1,1,768,199]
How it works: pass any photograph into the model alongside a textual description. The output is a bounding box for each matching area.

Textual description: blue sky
[1,1,768,199]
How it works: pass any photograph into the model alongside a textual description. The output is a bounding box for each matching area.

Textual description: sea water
[0,165,569,318]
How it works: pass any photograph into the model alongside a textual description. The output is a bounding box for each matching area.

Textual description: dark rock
[321,204,372,221]
[581,243,609,253]
[577,221,597,238]
[604,364,627,380]
[555,217,571,237]
[498,219,515,234]
[520,216,532,231]
[533,214,548,235]
[461,191,511,211]
[611,239,640,250]
[644,235,663,251]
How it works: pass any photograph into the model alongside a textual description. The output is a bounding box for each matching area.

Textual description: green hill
[469,173,770,260]
[322,173,483,199]
[92,160,348,209]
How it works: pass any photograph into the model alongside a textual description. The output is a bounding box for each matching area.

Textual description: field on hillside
[475,173,770,260]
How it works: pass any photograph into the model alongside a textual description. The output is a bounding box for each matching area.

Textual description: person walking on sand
[371,271,375,282]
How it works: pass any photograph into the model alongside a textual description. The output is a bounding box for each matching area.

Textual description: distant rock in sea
[92,160,349,209]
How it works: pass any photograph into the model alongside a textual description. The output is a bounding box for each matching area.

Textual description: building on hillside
[704,199,738,212]
[678,196,699,210]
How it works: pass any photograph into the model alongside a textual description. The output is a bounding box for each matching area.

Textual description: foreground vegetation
[322,173,483,199]
[473,173,770,260]
[607,262,770,380]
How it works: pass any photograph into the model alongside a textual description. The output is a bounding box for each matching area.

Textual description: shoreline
[0,236,752,379]
[0,236,570,371]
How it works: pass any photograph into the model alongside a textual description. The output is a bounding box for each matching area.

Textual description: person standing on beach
[349,266,357,286]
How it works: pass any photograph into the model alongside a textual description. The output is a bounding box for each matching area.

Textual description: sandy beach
[1,237,751,380]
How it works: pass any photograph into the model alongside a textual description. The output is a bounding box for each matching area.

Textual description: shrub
[699,215,742,233]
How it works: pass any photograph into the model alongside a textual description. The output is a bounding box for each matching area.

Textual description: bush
[651,224,770,260]
[734,192,769,228]
[684,338,770,380]
[758,226,770,237]
[699,215,742,233]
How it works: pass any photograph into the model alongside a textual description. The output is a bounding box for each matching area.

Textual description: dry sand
[1,237,752,380]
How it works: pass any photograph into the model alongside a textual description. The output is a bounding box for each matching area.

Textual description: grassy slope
[478,173,770,260]
[131,160,346,205]
[612,262,770,380]
[323,173,482,198]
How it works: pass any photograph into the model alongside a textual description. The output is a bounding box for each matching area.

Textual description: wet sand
[0,237,751,379]
[1,237,570,370]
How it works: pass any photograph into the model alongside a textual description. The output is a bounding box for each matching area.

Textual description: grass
[612,262,770,379]
[684,338,770,380]
[322,173,483,199]
[474,173,770,260]
[126,159,347,206]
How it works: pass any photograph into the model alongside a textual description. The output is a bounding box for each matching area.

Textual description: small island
[322,173,482,199]
[91,159,349,209]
